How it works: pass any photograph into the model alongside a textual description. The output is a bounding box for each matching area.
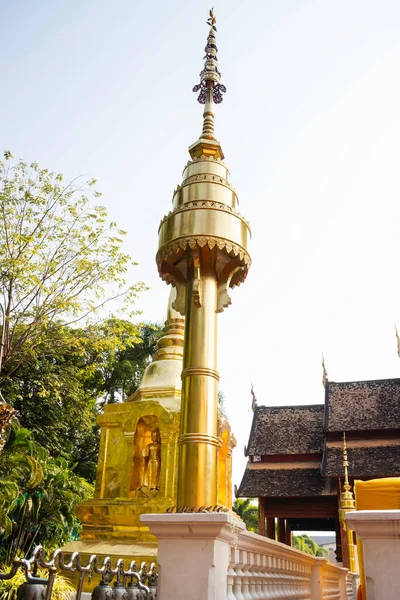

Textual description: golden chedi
[156,10,251,511]
[63,289,183,563]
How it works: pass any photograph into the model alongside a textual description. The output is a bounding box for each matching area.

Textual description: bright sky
[2,0,400,489]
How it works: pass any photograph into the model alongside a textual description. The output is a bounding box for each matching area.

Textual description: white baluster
[241,550,252,600]
[254,553,263,600]
[276,556,284,599]
[288,560,299,598]
[269,555,278,599]
[227,564,236,600]
[292,561,300,599]
[232,547,245,600]
[247,552,257,600]
[260,554,270,600]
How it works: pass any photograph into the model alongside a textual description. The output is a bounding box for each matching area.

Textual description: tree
[0,151,145,383]
[232,498,258,533]
[0,422,93,565]
[100,322,164,403]
[292,534,328,557]
[218,390,228,418]
[1,319,163,481]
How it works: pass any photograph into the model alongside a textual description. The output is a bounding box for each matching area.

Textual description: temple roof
[238,377,400,499]
[322,440,400,478]
[246,405,324,456]
[237,465,335,497]
[325,378,400,432]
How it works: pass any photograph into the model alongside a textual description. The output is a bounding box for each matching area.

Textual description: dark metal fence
[0,546,157,600]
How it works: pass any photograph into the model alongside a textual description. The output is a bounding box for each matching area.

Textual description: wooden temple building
[237,377,400,567]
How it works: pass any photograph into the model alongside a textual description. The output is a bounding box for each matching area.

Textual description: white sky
[2,0,400,488]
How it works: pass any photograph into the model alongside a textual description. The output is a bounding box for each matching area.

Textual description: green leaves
[232,498,259,533]
[292,534,328,557]
[0,421,93,564]
[0,152,146,382]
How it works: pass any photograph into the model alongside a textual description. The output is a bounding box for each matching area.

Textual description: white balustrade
[141,512,353,600]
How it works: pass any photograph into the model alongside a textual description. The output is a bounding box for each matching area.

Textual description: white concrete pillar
[346,510,400,600]
[141,513,242,600]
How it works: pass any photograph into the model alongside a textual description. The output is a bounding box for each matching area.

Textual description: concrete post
[141,513,240,600]
[346,510,400,600]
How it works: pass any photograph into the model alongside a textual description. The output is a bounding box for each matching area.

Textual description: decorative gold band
[178,433,220,447]
[181,367,220,381]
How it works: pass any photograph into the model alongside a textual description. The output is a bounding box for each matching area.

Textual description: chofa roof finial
[322,353,328,388]
[395,324,400,357]
[251,382,257,412]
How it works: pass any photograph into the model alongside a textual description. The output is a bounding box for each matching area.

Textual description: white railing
[229,524,349,600]
[142,512,354,600]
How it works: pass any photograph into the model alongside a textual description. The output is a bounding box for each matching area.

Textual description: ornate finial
[395,324,400,357]
[343,433,350,489]
[193,9,226,106]
[340,432,355,515]
[251,382,257,412]
[340,432,357,572]
[322,353,328,388]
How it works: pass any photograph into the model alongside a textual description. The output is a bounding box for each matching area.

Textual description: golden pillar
[156,10,251,510]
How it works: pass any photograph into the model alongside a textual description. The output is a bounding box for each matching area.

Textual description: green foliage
[0,152,166,564]
[0,151,145,382]
[232,498,258,533]
[1,320,163,481]
[0,422,93,565]
[292,534,328,557]
[100,322,164,403]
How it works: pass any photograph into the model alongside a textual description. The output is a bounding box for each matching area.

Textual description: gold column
[156,10,251,511]
[178,263,219,508]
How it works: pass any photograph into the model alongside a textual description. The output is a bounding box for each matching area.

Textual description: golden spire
[156,9,251,511]
[340,432,357,572]
[342,433,354,505]
[190,9,226,160]
[322,353,328,388]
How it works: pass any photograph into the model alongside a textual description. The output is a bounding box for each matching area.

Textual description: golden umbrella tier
[157,154,251,317]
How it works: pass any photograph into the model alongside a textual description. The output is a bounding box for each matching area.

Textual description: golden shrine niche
[63,289,236,577]
[131,417,161,494]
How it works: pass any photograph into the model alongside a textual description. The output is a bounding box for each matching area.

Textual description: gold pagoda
[64,9,248,565]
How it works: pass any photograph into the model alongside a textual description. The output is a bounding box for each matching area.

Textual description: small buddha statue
[142,429,161,490]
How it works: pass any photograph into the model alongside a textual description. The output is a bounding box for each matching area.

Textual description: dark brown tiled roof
[323,442,400,478]
[325,379,400,432]
[237,466,335,498]
[246,405,324,456]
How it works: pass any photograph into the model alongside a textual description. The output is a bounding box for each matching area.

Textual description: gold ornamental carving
[181,367,220,381]
[157,235,250,268]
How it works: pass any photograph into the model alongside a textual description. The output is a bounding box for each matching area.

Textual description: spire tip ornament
[192,9,226,105]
